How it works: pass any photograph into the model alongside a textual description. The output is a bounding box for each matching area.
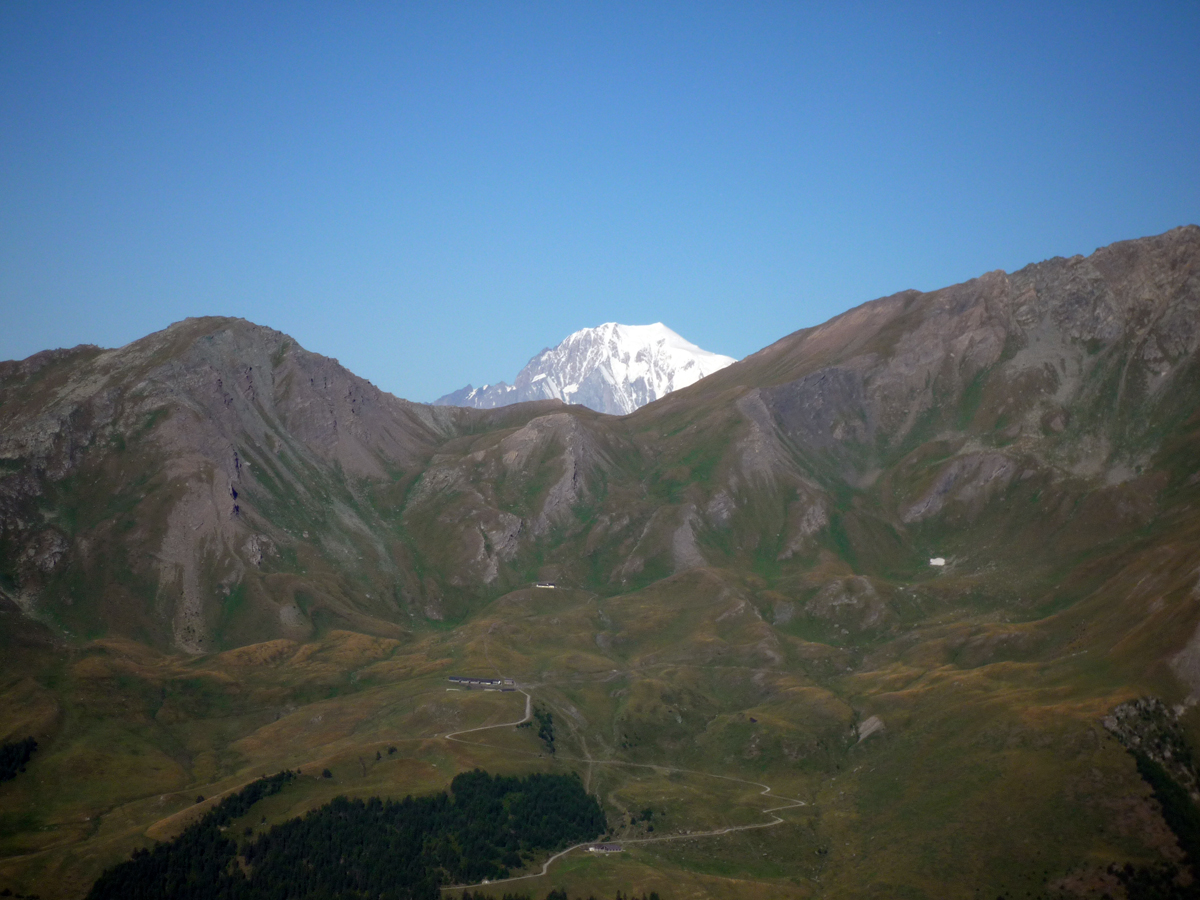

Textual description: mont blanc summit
[434,322,737,415]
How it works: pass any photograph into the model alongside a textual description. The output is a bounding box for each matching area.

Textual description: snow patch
[434,322,737,415]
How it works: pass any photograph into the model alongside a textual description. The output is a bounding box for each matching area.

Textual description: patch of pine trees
[87,768,606,900]
[0,737,36,783]
[461,891,661,900]
[517,708,556,754]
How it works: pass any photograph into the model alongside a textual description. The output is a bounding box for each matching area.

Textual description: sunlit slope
[402,226,1200,658]
[2,226,1200,898]
[2,570,1196,899]
[3,227,1198,658]
[0,317,581,650]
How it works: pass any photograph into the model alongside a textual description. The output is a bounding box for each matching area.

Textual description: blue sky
[2,2,1197,402]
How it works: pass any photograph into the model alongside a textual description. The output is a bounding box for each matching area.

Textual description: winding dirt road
[438,681,807,893]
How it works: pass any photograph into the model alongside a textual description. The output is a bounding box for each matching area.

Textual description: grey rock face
[746,225,1200,491]
[0,317,469,652]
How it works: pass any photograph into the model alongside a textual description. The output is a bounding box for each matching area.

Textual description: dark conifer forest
[460,891,661,900]
[0,738,37,783]
[86,769,606,900]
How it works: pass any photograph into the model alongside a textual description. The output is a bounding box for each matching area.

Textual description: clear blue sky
[2,2,1197,402]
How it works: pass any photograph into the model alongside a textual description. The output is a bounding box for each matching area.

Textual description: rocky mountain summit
[434,322,736,415]
[0,319,466,651]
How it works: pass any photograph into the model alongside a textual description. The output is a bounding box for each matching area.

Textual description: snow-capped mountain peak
[434,322,736,415]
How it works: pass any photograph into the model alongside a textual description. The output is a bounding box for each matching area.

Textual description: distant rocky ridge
[434,322,736,415]
[0,226,1198,660]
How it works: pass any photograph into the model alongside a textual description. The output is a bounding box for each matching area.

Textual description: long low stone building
[448,676,515,688]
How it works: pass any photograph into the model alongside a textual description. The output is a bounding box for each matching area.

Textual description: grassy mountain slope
[1,227,1199,899]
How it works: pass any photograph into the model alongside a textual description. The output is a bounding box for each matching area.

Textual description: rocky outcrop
[805,576,893,632]
[901,452,1018,523]
[1103,697,1200,801]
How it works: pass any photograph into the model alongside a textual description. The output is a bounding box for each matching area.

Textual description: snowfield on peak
[434,322,736,415]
